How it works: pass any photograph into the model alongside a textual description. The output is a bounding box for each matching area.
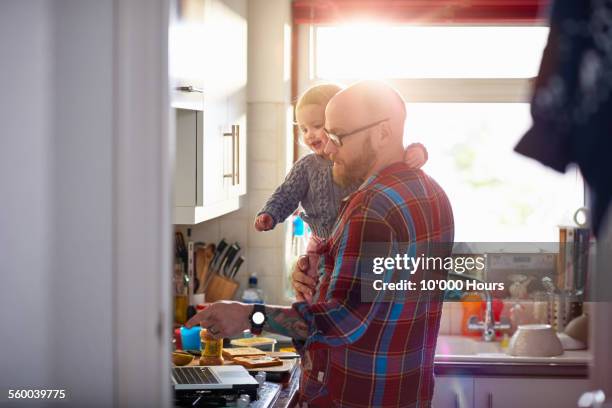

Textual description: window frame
[291,22,585,249]
[298,23,550,104]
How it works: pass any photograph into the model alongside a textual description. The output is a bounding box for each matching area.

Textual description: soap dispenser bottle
[241,273,264,304]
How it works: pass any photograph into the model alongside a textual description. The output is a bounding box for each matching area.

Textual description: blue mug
[180,326,201,351]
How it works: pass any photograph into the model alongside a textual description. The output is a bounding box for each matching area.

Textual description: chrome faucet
[448,272,511,342]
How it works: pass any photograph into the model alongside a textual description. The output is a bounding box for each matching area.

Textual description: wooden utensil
[195,243,215,294]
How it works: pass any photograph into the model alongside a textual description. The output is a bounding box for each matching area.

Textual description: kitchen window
[295,23,584,244]
[314,25,548,79]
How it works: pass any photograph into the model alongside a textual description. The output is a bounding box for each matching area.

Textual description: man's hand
[292,255,317,302]
[404,143,427,169]
[254,213,274,231]
[185,301,253,339]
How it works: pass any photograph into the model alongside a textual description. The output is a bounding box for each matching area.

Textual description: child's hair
[295,83,343,114]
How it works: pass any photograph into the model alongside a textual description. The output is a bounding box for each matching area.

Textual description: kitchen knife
[224,251,241,277]
[211,246,231,275]
[220,243,241,277]
[228,256,244,279]
[217,243,239,277]
[209,239,228,273]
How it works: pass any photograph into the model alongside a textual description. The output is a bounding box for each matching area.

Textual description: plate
[230,337,277,350]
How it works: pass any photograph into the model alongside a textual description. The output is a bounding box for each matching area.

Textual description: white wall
[0,1,112,405]
[0,1,171,406]
[0,2,114,405]
[49,2,114,404]
[0,0,54,395]
[176,0,294,305]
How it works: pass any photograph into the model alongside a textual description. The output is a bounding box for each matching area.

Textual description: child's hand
[404,143,428,169]
[254,213,274,231]
[292,256,316,303]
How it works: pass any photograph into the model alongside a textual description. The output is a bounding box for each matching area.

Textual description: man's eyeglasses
[325,118,389,147]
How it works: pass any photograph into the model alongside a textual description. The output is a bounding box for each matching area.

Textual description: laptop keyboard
[173,367,220,385]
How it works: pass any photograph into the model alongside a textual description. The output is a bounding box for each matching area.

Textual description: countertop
[174,334,590,407]
[434,335,590,377]
[265,335,590,407]
[265,332,590,376]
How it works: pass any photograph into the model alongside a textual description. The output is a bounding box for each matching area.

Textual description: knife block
[205,274,239,302]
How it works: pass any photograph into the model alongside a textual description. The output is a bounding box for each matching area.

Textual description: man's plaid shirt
[293,162,454,407]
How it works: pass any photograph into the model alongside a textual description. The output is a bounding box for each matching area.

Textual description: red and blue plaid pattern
[293,162,454,407]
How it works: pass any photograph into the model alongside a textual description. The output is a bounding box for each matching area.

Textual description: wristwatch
[249,304,267,335]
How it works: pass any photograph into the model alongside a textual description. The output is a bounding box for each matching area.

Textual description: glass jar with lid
[199,328,224,366]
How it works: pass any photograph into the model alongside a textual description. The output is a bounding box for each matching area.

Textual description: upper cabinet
[219,0,247,198]
[171,0,247,224]
[170,0,206,111]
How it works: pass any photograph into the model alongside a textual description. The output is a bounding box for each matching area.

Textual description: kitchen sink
[434,335,589,364]
[436,335,503,356]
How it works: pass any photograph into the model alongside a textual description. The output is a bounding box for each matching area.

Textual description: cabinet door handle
[487,392,493,408]
[234,125,240,185]
[454,393,459,408]
[223,128,236,185]
[176,85,203,93]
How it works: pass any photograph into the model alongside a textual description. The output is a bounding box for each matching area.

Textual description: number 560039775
[8,389,66,399]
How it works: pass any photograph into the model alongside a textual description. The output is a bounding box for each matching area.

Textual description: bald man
[324,80,409,188]
[186,81,454,407]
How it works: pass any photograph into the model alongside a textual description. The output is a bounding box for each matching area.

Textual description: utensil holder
[548,292,583,332]
[205,274,239,302]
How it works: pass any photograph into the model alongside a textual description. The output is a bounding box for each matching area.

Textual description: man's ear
[376,121,392,147]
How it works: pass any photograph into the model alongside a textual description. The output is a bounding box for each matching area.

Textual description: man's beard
[332,136,376,188]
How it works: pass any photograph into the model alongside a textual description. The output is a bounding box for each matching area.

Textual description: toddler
[254,83,427,302]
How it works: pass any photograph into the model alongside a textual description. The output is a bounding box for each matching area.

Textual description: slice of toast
[222,347,266,359]
[232,356,283,369]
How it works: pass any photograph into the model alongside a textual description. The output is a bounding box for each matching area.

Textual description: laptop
[172,365,258,394]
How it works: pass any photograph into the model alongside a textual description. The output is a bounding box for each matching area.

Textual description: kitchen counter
[174,334,589,407]
[434,335,590,377]
[266,335,589,407]
[265,333,590,378]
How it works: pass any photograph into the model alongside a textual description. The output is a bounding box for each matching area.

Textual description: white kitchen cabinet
[173,108,244,224]
[204,0,247,200]
[170,0,205,111]
[433,376,474,408]
[171,0,247,224]
[433,376,590,408]
[473,377,590,408]
[174,109,202,209]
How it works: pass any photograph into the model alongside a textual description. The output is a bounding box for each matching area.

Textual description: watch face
[252,311,265,325]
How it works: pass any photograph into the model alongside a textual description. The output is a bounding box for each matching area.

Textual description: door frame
[113,0,173,405]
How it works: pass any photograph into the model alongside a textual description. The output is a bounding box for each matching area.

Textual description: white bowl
[557,332,586,350]
[508,324,564,357]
